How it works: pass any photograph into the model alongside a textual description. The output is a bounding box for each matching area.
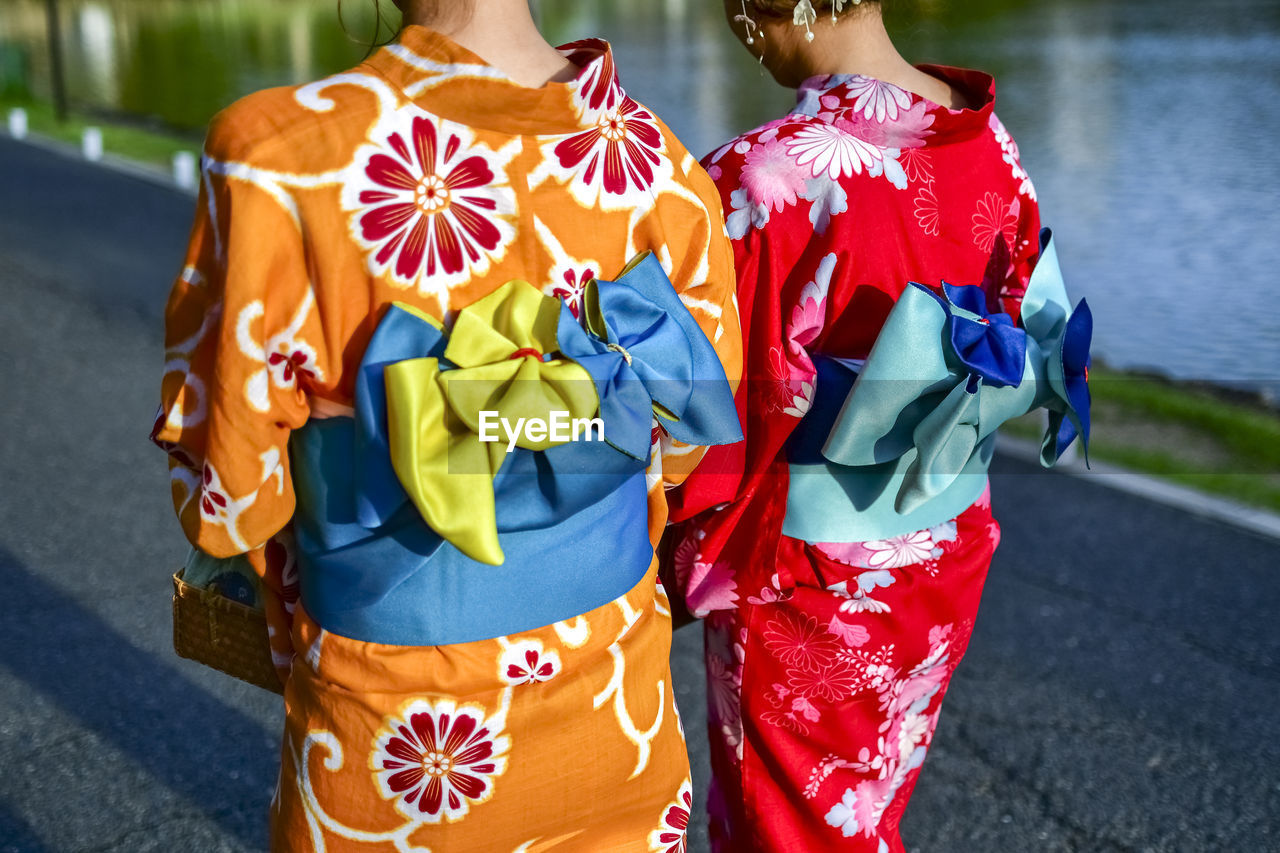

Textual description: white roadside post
[172,150,197,191]
[82,126,103,161]
[7,108,28,139]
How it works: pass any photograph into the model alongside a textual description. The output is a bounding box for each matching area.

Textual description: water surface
[2,0,1277,390]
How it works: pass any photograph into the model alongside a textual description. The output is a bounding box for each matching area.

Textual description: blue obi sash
[292,254,741,646]
[783,228,1092,543]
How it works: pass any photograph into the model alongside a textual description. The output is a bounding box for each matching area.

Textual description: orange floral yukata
[151,26,741,852]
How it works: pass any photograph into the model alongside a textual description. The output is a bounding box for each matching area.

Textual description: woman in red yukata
[667,1,1092,850]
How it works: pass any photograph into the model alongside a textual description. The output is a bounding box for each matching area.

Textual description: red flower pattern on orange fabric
[267,347,316,385]
[372,700,508,823]
[553,97,663,196]
[650,780,692,853]
[357,115,505,280]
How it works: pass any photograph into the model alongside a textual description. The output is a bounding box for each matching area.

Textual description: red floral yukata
[668,67,1041,852]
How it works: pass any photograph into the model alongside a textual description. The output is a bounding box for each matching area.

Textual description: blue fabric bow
[557,252,742,459]
[290,254,742,618]
[941,282,1027,389]
[353,304,449,530]
[1017,230,1093,465]
[814,228,1091,516]
[1044,297,1092,462]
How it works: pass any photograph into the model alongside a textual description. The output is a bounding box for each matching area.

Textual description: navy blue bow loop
[1018,229,1093,465]
[941,282,1028,389]
[1042,296,1093,463]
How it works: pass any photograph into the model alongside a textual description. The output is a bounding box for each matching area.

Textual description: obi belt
[291,254,742,646]
[784,228,1093,543]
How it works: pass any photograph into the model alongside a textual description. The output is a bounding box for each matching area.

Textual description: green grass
[2,96,200,168]
[1006,367,1280,512]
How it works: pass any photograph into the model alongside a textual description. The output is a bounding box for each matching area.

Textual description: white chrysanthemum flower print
[846,76,913,122]
[783,379,815,418]
[972,191,1020,253]
[787,122,910,188]
[861,530,939,568]
[371,698,509,823]
[989,112,1038,201]
[914,185,940,236]
[787,124,883,181]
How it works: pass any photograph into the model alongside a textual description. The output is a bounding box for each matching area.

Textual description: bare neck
[770,11,968,108]
[403,0,577,88]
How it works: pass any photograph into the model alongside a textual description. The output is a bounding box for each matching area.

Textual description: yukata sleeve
[652,159,744,493]
[1005,189,1043,320]
[999,138,1043,320]
[667,138,827,525]
[152,116,328,678]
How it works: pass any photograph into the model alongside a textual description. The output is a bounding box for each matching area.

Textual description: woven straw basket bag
[172,569,283,694]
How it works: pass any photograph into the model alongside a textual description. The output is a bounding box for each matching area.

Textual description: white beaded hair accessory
[793,0,817,40]
[795,0,864,41]
[736,0,764,46]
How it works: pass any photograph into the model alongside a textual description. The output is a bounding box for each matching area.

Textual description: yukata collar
[793,64,997,145]
[363,25,623,135]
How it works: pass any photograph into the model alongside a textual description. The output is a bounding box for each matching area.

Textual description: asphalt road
[1,136,1277,852]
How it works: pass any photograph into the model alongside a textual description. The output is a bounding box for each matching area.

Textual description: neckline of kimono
[796,63,997,144]
[363,25,619,136]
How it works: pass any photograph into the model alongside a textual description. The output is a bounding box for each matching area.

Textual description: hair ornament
[830,0,862,22]
[735,0,763,47]
[793,0,818,41]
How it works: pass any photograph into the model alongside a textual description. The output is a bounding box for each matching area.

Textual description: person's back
[152,2,742,849]
[665,2,1087,851]
[706,65,1039,359]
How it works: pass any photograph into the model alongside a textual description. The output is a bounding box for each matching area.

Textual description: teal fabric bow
[820,228,1090,514]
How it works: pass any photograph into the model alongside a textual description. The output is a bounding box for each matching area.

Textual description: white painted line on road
[996,434,1280,541]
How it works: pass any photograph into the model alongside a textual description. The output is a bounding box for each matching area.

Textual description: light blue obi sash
[783,228,1092,543]
[291,254,741,646]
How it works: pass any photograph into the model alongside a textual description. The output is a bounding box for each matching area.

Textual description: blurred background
[1,0,1278,851]
[3,0,1279,387]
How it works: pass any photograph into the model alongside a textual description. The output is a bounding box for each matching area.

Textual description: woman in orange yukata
[150,1,743,850]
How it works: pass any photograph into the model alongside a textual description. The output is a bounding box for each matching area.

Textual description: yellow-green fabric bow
[383,280,599,565]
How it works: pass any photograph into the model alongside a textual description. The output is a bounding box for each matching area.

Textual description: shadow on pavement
[0,545,277,849]
[0,799,49,853]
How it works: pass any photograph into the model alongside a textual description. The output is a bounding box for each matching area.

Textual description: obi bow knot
[1018,237,1093,463]
[820,228,1092,514]
[384,281,599,565]
[557,252,742,460]
[349,254,741,566]
[941,281,1027,389]
[354,282,598,566]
